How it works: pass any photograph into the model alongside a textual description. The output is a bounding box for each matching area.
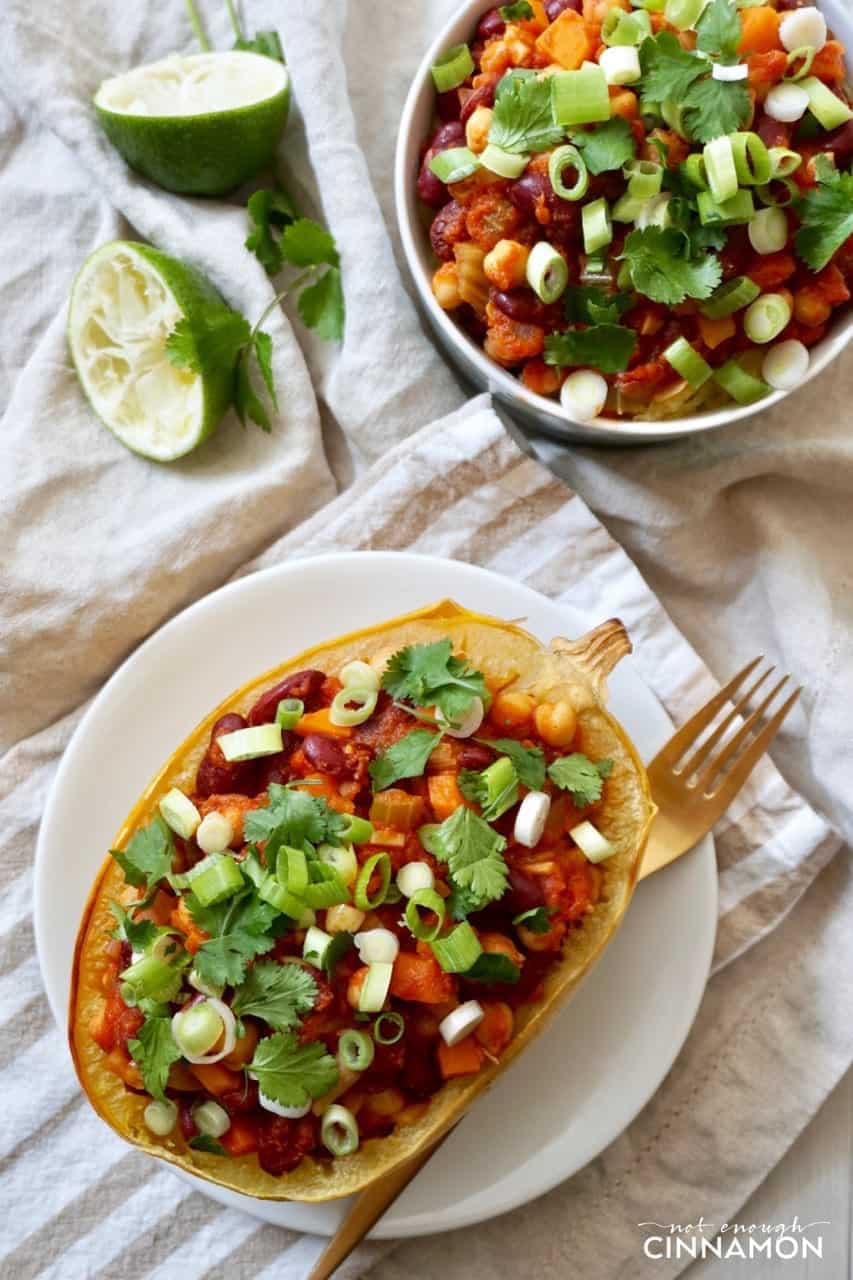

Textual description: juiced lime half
[68,241,233,461]
[95,51,290,196]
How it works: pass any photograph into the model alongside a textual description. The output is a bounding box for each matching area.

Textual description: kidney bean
[492,288,560,327]
[302,733,348,776]
[428,120,465,152]
[775,0,809,8]
[419,122,468,209]
[508,866,546,912]
[460,77,498,125]
[196,713,259,798]
[221,1080,260,1115]
[257,1114,319,1177]
[255,743,295,791]
[508,170,549,218]
[436,89,461,121]
[459,742,496,769]
[546,0,582,17]
[430,199,468,260]
[477,7,506,40]
[248,670,325,725]
[756,114,792,152]
[178,1100,199,1141]
[820,120,853,166]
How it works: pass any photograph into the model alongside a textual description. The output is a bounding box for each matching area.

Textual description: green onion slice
[548,145,589,202]
[551,65,612,128]
[682,153,709,191]
[602,8,651,44]
[664,0,705,28]
[611,192,647,223]
[277,845,309,896]
[480,143,529,179]
[800,77,853,131]
[373,1011,406,1045]
[337,814,374,846]
[784,46,816,82]
[431,43,474,93]
[428,146,480,185]
[704,136,739,204]
[303,863,350,909]
[730,132,772,187]
[755,177,797,208]
[743,292,792,344]
[354,852,392,911]
[582,198,613,255]
[303,925,334,968]
[748,206,788,256]
[697,188,755,226]
[188,853,244,908]
[768,147,802,179]
[526,241,569,304]
[714,359,771,405]
[259,874,305,918]
[701,276,761,319]
[330,686,378,727]
[317,841,359,886]
[430,921,483,973]
[275,698,304,729]
[663,338,712,389]
[358,962,393,1013]
[625,159,663,200]
[338,1029,375,1073]
[404,888,447,942]
[321,1104,360,1157]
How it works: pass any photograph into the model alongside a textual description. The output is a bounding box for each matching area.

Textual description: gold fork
[306,658,802,1280]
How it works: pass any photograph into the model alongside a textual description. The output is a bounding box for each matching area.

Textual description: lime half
[68,241,233,461]
[95,52,290,196]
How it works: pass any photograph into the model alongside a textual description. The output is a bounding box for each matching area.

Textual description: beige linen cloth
[1,1,852,1278]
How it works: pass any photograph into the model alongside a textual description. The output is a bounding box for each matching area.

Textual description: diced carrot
[369,788,427,833]
[737,6,781,55]
[390,952,457,1004]
[293,708,353,740]
[220,1118,259,1157]
[290,772,354,814]
[521,0,549,33]
[535,9,596,70]
[428,772,470,821]
[746,251,797,291]
[475,1002,514,1057]
[170,896,208,955]
[811,40,845,84]
[747,50,788,101]
[698,313,736,349]
[608,87,639,121]
[135,889,177,926]
[438,1035,485,1079]
[188,1062,243,1096]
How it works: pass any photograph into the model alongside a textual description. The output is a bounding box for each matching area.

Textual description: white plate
[35,551,716,1238]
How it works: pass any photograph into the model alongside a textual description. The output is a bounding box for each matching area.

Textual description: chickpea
[483,238,530,291]
[465,105,493,155]
[325,904,366,934]
[491,689,536,731]
[432,262,462,310]
[533,699,578,748]
[479,931,525,966]
[347,966,369,1010]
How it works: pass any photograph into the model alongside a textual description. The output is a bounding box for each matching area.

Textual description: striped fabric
[2,397,840,1279]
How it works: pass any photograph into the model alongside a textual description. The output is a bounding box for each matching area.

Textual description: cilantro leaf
[233,30,284,61]
[245,187,297,274]
[621,227,722,305]
[682,77,750,144]
[232,960,317,1030]
[513,906,554,934]
[381,638,488,724]
[563,287,634,327]
[165,306,251,376]
[571,118,636,175]
[234,357,271,432]
[547,753,613,807]
[189,1134,229,1156]
[298,267,345,341]
[695,0,741,63]
[431,807,509,906]
[464,953,521,984]
[477,738,546,791]
[369,728,440,791]
[128,1016,181,1102]
[447,884,484,921]
[248,1030,339,1107]
[544,324,638,374]
[110,816,175,891]
[109,901,158,952]
[245,783,348,852]
[501,1,533,18]
[252,330,278,408]
[639,33,705,103]
[189,891,278,988]
[489,71,565,154]
[281,218,339,269]
[795,167,853,271]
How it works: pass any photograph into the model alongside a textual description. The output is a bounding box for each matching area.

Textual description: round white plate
[36,551,716,1239]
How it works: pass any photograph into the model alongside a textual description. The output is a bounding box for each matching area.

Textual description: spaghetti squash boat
[70,600,655,1200]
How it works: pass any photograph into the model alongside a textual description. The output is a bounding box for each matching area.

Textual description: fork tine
[650,656,764,769]
[679,664,775,779]
[702,685,802,799]
[696,673,791,793]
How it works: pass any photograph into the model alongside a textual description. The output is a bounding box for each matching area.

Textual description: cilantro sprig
[794,164,853,272]
[571,119,636,176]
[430,807,509,910]
[564,287,634,328]
[369,728,441,791]
[244,783,349,856]
[248,1031,339,1108]
[620,227,722,306]
[128,1015,181,1102]
[382,639,488,725]
[232,960,318,1030]
[476,738,546,791]
[547,753,613,807]
[489,70,564,155]
[110,816,175,892]
[638,29,749,144]
[188,889,278,988]
[544,325,638,374]
[500,1,533,19]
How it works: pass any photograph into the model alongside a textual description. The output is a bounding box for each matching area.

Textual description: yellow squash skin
[70,600,656,1202]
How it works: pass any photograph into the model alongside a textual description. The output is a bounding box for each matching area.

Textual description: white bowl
[394,0,853,444]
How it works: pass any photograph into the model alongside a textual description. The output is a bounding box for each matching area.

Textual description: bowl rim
[393,0,853,441]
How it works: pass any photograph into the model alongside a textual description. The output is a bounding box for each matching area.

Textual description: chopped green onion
[748,207,788,256]
[548,145,589,201]
[480,143,529,179]
[551,65,611,127]
[602,7,651,44]
[743,292,792,344]
[354,852,392,911]
[664,0,705,28]
[121,950,185,1003]
[259,873,305,918]
[768,147,802,179]
[430,921,483,973]
[217,723,283,762]
[701,275,761,319]
[663,338,712,389]
[661,99,687,138]
[800,77,853,131]
[600,45,642,85]
[317,842,359,886]
[784,46,816,82]
[765,82,809,124]
[303,925,334,967]
[330,686,378,727]
[303,863,350,909]
[636,192,673,229]
[561,369,609,421]
[158,788,201,840]
[321,1104,360,1157]
[582,198,613,254]
[277,845,309,896]
[172,1002,223,1058]
[275,698,304,729]
[682,153,709,190]
[358,962,393,1013]
[144,1099,177,1136]
[730,132,772,186]
[427,146,480,185]
[431,43,474,93]
[340,661,380,693]
[714,359,771,405]
[756,177,797,208]
[611,192,647,223]
[338,1029,375,1073]
[704,136,738,204]
[697,188,755,226]
[404,888,447,942]
[569,819,616,863]
[632,0,665,9]
[625,159,663,200]
[193,1100,231,1138]
[526,241,569,304]
[373,1011,406,1045]
[337,814,374,846]
[188,853,244,908]
[762,338,810,391]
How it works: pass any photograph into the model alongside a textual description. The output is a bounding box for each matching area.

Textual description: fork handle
[637,813,697,880]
